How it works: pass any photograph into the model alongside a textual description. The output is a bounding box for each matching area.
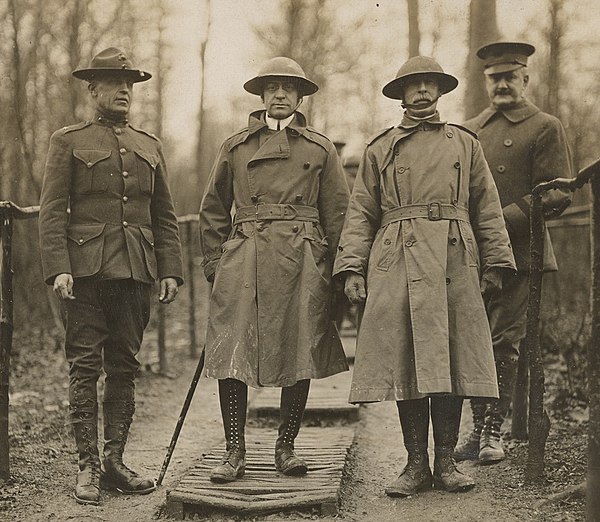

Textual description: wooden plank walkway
[248,368,359,422]
[166,427,355,518]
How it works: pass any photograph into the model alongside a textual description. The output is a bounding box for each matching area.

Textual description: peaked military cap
[72,47,152,83]
[476,41,535,75]
[244,57,318,96]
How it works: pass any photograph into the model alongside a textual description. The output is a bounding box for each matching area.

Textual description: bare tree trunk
[464,0,499,120]
[195,0,212,176]
[588,175,600,521]
[545,0,563,117]
[406,0,419,57]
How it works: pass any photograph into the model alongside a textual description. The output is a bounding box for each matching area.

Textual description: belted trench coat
[333,114,516,403]
[199,110,349,387]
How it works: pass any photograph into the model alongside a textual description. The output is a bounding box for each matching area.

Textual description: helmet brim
[72,68,152,83]
[244,74,319,96]
[382,71,458,100]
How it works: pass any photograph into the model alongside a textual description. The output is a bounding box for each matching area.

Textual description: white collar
[265,112,295,131]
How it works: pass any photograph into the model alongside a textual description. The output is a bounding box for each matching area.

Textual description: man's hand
[480,268,503,298]
[344,273,367,304]
[159,277,179,304]
[53,273,75,300]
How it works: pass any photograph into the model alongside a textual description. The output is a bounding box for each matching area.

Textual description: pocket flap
[140,226,155,247]
[73,149,111,167]
[67,223,106,245]
[135,150,160,169]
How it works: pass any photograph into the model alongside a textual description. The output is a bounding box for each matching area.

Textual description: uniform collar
[93,110,128,127]
[265,112,295,131]
[247,110,309,137]
[399,111,446,129]
[479,99,540,127]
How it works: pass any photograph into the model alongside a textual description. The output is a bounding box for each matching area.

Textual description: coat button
[303,162,310,169]
[292,225,299,232]
[119,148,127,154]
[454,162,460,169]
[122,171,129,178]
[504,139,513,147]
[497,165,506,173]
[446,132,454,138]
[295,194,303,201]
[122,221,128,227]
[86,162,93,168]
[115,128,122,135]
[78,238,84,244]
[256,223,264,232]
[450,237,457,245]
[405,240,414,247]
[398,166,406,173]
[122,196,128,203]
[250,195,258,203]
[394,148,400,156]
[446,277,451,285]
[384,239,391,245]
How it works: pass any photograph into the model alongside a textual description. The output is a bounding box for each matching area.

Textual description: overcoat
[333,114,516,403]
[200,110,349,388]
[39,117,183,286]
[464,100,572,272]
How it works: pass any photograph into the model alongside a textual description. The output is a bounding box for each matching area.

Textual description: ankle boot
[385,399,432,497]
[454,399,487,461]
[431,396,475,493]
[71,404,101,505]
[275,380,310,476]
[480,358,517,464]
[101,399,155,494]
[210,379,248,482]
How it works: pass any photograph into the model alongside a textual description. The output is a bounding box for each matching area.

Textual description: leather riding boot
[101,383,155,494]
[454,399,487,461]
[385,398,432,497]
[480,358,518,464]
[210,379,248,482]
[431,396,475,493]
[275,379,310,476]
[71,402,101,505]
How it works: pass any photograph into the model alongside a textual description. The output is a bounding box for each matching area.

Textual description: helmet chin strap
[401,93,442,110]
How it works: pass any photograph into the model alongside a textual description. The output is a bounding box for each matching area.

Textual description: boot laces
[481,426,501,448]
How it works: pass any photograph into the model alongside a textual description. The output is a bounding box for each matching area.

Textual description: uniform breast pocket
[134,150,159,195]
[72,149,112,194]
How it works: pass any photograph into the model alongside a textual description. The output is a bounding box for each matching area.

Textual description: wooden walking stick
[156,348,205,486]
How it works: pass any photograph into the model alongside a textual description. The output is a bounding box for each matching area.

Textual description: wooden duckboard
[248,370,359,422]
[166,427,354,518]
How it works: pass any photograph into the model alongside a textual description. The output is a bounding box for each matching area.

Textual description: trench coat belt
[234,204,320,224]
[380,203,469,228]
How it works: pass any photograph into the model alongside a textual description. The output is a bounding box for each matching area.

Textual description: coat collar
[246,109,308,137]
[478,99,540,127]
[399,111,446,129]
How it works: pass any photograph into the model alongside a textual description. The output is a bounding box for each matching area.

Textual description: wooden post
[0,207,14,481]
[525,193,550,483]
[588,175,600,521]
[186,221,198,358]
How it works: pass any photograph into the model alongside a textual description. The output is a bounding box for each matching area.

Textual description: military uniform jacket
[199,110,349,387]
[464,100,572,272]
[39,115,183,286]
[333,114,516,402]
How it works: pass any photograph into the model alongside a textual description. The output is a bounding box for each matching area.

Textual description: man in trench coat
[39,48,183,504]
[333,56,516,497]
[455,42,572,464]
[199,57,349,482]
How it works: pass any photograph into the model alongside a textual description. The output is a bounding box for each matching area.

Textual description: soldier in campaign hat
[455,42,572,464]
[333,56,515,497]
[199,57,349,482]
[39,47,183,505]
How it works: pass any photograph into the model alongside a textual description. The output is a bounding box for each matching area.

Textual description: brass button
[119,148,127,154]
[446,132,454,138]
[115,128,122,135]
[86,162,93,168]
[338,246,343,252]
[122,171,129,178]
[497,165,506,173]
[454,162,460,169]
[398,166,406,173]
[256,223,264,232]
[250,195,258,203]
[384,239,391,245]
[292,225,299,232]
[405,240,414,247]
[452,199,458,205]
[450,237,457,245]
[446,277,451,285]
[122,221,128,227]
[303,162,310,169]
[78,238,84,244]
[504,139,513,147]
[244,282,249,288]
[295,194,303,201]
[122,196,128,203]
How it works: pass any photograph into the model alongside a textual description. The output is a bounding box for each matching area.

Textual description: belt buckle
[428,202,442,221]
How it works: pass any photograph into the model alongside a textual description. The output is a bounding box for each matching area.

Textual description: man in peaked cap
[333,56,515,497]
[199,57,349,482]
[39,47,183,505]
[455,42,572,464]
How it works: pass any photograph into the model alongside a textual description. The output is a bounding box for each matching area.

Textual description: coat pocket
[375,221,400,271]
[458,221,480,268]
[303,222,330,287]
[134,150,159,195]
[66,223,106,277]
[72,149,112,193]
[140,226,158,280]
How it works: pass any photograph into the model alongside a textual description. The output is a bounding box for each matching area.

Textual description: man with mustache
[455,42,572,464]
[39,48,183,505]
[333,56,515,496]
[199,57,349,482]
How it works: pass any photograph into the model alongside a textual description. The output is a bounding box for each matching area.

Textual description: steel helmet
[244,57,319,97]
[382,56,458,100]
